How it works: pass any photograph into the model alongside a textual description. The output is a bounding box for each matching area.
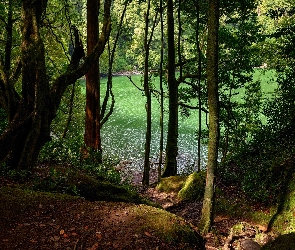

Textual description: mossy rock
[178,172,206,201]
[156,176,187,193]
[68,174,157,206]
[261,232,295,250]
[132,204,205,249]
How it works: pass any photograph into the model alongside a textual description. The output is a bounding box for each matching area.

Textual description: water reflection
[101,125,208,175]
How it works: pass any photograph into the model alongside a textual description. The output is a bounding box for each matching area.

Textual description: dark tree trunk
[196,1,202,172]
[142,1,158,186]
[0,0,50,170]
[84,0,102,161]
[199,0,220,235]
[0,0,112,170]
[158,0,164,181]
[162,0,178,177]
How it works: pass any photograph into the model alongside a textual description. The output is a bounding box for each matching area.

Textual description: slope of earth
[0,186,205,250]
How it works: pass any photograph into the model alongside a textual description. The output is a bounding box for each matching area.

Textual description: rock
[240,239,261,250]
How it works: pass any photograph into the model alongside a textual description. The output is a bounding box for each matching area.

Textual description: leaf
[59,229,65,235]
[90,243,99,250]
[144,231,152,237]
[63,233,69,238]
[96,232,102,239]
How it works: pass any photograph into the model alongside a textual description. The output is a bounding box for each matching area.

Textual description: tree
[142,0,159,186]
[0,0,112,170]
[162,0,178,177]
[84,0,102,162]
[199,0,220,235]
[158,0,165,181]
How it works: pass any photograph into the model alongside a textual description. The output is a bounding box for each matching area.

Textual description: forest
[1,0,295,249]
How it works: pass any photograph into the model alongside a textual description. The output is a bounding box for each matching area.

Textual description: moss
[178,172,206,201]
[156,176,187,193]
[68,173,158,206]
[132,204,205,249]
[266,177,295,234]
[262,232,295,250]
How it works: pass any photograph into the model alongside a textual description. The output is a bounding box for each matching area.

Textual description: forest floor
[0,166,273,250]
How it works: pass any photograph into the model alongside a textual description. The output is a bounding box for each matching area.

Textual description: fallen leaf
[96,232,102,239]
[144,231,152,237]
[71,232,78,236]
[63,233,69,238]
[60,229,65,235]
[90,242,99,250]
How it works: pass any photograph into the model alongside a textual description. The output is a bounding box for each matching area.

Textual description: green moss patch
[156,176,187,193]
[132,204,205,248]
[178,172,206,201]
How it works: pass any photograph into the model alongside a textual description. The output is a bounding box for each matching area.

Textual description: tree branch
[49,0,112,119]
[179,101,209,113]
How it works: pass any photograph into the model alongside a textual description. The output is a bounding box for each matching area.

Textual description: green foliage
[178,172,206,201]
[38,82,85,165]
[32,167,79,196]
[81,163,122,185]
[0,162,30,181]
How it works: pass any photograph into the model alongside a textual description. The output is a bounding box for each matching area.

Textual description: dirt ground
[0,169,270,250]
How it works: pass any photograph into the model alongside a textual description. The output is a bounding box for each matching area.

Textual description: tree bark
[199,0,220,235]
[142,1,158,186]
[142,0,152,186]
[158,0,164,181]
[84,0,102,161]
[162,0,178,177]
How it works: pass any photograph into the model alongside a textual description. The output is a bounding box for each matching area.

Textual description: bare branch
[179,101,209,113]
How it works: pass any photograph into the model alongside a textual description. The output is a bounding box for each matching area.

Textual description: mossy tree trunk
[162,0,178,178]
[0,0,112,170]
[199,0,220,235]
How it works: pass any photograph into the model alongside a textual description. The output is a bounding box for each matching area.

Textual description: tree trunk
[0,0,49,170]
[158,0,164,181]
[84,0,102,162]
[162,0,178,177]
[142,1,158,186]
[196,1,202,172]
[199,0,220,235]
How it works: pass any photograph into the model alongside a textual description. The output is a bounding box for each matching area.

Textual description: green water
[80,69,277,173]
